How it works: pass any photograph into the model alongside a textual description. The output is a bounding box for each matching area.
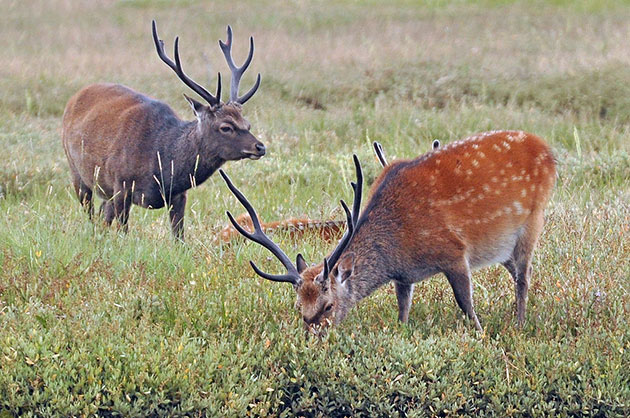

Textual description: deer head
[152,21,265,161]
[219,156,363,333]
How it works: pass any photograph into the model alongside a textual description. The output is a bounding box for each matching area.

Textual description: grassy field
[1,0,629,416]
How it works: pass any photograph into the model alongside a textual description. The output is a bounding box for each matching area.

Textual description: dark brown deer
[62,21,265,240]
[221,130,556,333]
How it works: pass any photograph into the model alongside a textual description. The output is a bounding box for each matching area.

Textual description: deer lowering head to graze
[62,21,264,240]
[222,131,556,333]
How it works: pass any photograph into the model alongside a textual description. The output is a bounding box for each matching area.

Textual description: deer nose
[255,143,266,155]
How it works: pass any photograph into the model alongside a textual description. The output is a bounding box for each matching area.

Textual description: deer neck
[333,224,396,320]
[162,122,225,196]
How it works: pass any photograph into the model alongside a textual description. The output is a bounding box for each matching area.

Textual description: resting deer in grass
[62,21,264,240]
[221,130,556,332]
[218,213,345,244]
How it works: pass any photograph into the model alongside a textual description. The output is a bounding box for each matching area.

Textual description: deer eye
[324,304,333,312]
[220,124,234,134]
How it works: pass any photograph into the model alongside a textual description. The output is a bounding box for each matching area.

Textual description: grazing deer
[62,21,265,240]
[218,213,345,244]
[221,130,556,332]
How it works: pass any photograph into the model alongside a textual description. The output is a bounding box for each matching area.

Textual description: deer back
[357,130,556,266]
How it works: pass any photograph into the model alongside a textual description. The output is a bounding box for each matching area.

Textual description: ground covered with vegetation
[1,0,629,416]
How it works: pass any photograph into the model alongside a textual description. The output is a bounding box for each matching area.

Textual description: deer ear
[334,252,355,285]
[296,253,307,274]
[432,139,441,149]
[183,94,208,119]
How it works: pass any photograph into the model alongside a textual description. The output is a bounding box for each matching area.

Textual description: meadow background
[1,0,629,416]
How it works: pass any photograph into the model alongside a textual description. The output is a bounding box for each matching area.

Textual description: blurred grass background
[0,0,629,416]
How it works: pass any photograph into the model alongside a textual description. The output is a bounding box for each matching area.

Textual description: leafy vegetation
[1,0,629,416]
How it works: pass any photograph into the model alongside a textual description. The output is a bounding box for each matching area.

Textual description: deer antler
[152,20,221,107]
[219,25,261,105]
[350,154,363,224]
[373,141,388,167]
[325,155,363,270]
[220,170,301,285]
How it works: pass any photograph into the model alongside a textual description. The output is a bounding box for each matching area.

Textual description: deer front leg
[169,192,187,241]
[102,200,115,226]
[394,282,414,323]
[444,261,483,332]
[112,183,132,233]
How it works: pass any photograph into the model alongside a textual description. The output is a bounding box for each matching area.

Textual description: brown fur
[62,83,265,240]
[269,131,555,332]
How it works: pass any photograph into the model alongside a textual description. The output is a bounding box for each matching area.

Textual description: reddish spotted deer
[62,21,264,240]
[221,130,556,332]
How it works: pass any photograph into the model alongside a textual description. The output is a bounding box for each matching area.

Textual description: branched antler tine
[350,154,363,224]
[225,211,297,286]
[218,26,235,68]
[152,21,177,70]
[220,170,264,232]
[237,73,261,105]
[321,258,330,282]
[242,36,255,70]
[225,211,256,241]
[250,261,299,284]
[151,20,220,106]
[219,25,259,103]
[326,199,354,269]
[173,36,218,104]
[219,170,300,282]
[373,141,388,167]
[215,73,222,105]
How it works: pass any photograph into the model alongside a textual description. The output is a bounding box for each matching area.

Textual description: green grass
[1,0,629,416]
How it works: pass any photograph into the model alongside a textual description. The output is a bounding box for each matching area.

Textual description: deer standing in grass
[221,131,556,332]
[62,21,265,240]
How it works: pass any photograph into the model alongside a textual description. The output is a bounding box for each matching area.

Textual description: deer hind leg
[169,192,187,242]
[509,210,545,327]
[444,260,483,332]
[394,282,414,323]
[72,175,93,220]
